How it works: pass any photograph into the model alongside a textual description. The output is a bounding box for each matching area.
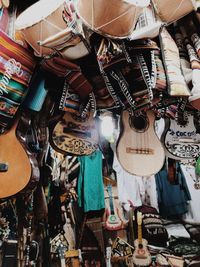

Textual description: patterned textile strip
[154,49,167,92]
[0,30,36,86]
[0,96,19,118]
[0,30,36,131]
[0,73,27,101]
[137,51,155,104]
[97,59,123,108]
[109,69,136,108]
[159,27,191,97]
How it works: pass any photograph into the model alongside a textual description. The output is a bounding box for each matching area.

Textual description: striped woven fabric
[0,8,10,33]
[0,30,37,131]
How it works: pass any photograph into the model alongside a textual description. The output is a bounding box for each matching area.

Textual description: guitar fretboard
[107,185,115,214]
[138,223,143,245]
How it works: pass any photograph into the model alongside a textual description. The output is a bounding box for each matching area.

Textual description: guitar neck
[138,223,143,245]
[60,258,66,267]
[107,185,115,214]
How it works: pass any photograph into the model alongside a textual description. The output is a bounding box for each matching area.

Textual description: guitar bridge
[126,147,154,155]
[135,254,149,259]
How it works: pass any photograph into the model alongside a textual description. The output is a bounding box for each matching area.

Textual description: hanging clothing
[155,162,191,219]
[77,150,105,213]
[141,176,159,211]
[181,164,200,224]
[110,129,143,211]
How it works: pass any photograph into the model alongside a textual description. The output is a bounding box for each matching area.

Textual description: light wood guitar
[51,111,99,156]
[0,117,31,198]
[132,212,152,266]
[116,109,165,176]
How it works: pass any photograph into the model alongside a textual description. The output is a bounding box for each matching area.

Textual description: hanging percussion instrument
[15,0,90,59]
[152,0,197,25]
[76,0,150,39]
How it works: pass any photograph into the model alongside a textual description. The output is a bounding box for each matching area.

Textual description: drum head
[15,0,65,30]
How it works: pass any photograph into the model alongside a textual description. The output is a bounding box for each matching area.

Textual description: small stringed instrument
[51,110,99,156]
[0,116,31,198]
[132,212,152,266]
[117,109,165,176]
[104,184,123,231]
[162,112,200,160]
[50,233,68,267]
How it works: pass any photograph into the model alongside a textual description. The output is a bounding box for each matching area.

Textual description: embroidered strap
[97,59,123,108]
[137,51,155,105]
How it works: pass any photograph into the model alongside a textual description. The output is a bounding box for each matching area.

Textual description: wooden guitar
[104,184,123,231]
[162,112,200,160]
[51,110,99,156]
[116,109,165,176]
[0,69,48,198]
[0,116,32,198]
[132,212,152,266]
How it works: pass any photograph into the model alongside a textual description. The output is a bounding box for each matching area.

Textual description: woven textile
[0,30,36,131]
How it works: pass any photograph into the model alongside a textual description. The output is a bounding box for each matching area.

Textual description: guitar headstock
[107,184,112,194]
[50,233,69,255]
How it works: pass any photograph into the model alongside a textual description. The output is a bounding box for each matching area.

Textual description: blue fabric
[155,162,191,218]
[77,150,105,212]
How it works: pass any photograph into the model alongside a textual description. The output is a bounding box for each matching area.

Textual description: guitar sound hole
[139,243,143,249]
[130,115,148,132]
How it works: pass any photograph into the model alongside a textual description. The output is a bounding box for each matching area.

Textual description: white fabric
[141,176,159,211]
[112,143,143,211]
[165,223,190,238]
[189,69,200,102]
[181,164,200,224]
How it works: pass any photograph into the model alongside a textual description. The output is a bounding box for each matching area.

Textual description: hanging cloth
[77,149,105,212]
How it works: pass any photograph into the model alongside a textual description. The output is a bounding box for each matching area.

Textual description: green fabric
[77,150,105,212]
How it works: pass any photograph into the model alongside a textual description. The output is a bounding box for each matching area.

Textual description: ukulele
[117,109,165,176]
[104,184,123,231]
[162,112,200,160]
[51,110,99,156]
[50,233,69,267]
[0,116,32,198]
[132,212,152,266]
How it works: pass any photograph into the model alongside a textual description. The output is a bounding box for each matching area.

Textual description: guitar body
[0,118,31,198]
[51,111,99,156]
[104,184,124,231]
[132,239,152,266]
[162,113,200,160]
[132,211,152,266]
[105,210,123,231]
[117,109,165,176]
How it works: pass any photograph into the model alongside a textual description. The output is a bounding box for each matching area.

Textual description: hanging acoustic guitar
[0,116,32,198]
[162,112,200,160]
[116,109,165,176]
[51,111,99,156]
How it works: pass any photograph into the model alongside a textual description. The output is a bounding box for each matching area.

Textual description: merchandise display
[0,0,200,266]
